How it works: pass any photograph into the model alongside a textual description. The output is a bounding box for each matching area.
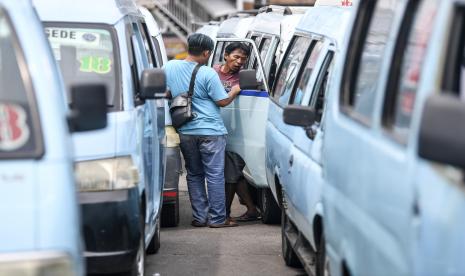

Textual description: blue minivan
[0,0,107,275]
[204,6,306,224]
[33,0,167,274]
[318,0,465,275]
[265,5,351,275]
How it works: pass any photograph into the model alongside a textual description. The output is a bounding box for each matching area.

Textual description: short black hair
[187,33,214,56]
[224,42,251,57]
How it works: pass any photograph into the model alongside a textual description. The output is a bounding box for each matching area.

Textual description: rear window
[0,10,43,159]
[45,24,121,111]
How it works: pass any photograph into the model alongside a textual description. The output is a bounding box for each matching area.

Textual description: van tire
[161,196,179,227]
[260,188,281,224]
[131,219,145,276]
[281,208,302,268]
[146,217,161,254]
[316,233,330,276]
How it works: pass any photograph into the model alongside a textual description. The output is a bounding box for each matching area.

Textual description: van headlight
[165,126,180,148]
[75,156,139,192]
[0,251,73,276]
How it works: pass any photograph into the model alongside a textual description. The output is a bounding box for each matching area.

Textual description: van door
[209,38,270,187]
[325,1,415,274]
[130,21,157,228]
[285,41,333,243]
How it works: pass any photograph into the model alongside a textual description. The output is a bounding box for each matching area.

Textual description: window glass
[310,53,334,123]
[152,37,164,67]
[0,11,41,158]
[388,1,436,139]
[272,36,312,106]
[351,0,400,120]
[45,25,120,110]
[291,40,324,105]
[211,41,263,88]
[247,35,261,69]
[132,23,149,68]
[213,41,226,65]
[140,22,156,67]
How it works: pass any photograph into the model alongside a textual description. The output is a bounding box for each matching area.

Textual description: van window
[444,7,465,99]
[310,52,334,123]
[0,11,43,159]
[383,0,436,142]
[45,24,120,111]
[247,35,262,69]
[290,40,324,105]
[272,36,312,106]
[132,22,150,68]
[152,36,164,67]
[341,0,401,124]
[140,22,156,67]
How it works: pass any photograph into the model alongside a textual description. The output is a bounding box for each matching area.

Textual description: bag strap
[188,64,202,97]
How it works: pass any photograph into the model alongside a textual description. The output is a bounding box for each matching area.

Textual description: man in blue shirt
[164,33,241,228]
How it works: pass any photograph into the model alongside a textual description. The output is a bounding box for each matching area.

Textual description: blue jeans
[179,134,227,224]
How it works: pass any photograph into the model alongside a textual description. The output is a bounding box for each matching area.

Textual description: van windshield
[45,25,121,111]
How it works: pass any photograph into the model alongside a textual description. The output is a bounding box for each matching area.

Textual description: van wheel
[281,208,302,267]
[161,197,179,227]
[317,233,330,276]
[146,217,161,254]
[260,188,281,224]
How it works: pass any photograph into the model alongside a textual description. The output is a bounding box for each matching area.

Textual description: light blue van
[33,0,167,274]
[204,6,306,224]
[319,0,465,275]
[0,0,107,275]
[265,6,351,275]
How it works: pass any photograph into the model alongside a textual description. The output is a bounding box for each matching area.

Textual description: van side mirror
[239,69,264,90]
[283,105,316,127]
[140,68,166,99]
[68,84,107,132]
[419,94,465,169]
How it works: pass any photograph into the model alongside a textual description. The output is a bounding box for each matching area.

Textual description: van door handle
[289,155,294,167]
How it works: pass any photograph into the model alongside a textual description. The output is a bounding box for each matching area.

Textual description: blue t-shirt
[164,60,228,136]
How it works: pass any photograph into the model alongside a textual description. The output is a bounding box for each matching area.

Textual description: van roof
[33,0,141,24]
[258,5,310,15]
[296,6,352,46]
[248,11,304,37]
[217,16,255,38]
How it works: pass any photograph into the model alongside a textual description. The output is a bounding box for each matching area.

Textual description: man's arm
[216,85,241,107]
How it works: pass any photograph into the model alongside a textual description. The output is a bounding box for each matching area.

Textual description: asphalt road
[145,177,305,276]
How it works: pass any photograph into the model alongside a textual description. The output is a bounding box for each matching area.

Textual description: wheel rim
[136,240,145,276]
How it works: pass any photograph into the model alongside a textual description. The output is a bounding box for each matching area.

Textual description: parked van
[139,6,182,228]
[33,0,167,274]
[203,6,307,224]
[0,0,107,275]
[245,5,308,223]
[264,5,352,275]
[314,0,465,275]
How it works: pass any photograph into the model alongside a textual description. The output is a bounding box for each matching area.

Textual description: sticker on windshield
[79,56,112,74]
[0,104,30,151]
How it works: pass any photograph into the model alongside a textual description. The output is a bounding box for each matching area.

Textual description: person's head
[187,33,214,64]
[223,42,250,73]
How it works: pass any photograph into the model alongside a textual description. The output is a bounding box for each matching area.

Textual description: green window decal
[80,56,112,74]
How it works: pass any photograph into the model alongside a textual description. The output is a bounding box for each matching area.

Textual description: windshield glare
[45,26,120,110]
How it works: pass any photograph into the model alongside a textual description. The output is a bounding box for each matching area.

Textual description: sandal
[232,212,261,222]
[208,220,239,228]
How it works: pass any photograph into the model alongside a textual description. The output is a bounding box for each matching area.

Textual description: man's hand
[216,85,241,107]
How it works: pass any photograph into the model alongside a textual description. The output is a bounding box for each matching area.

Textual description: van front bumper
[79,187,141,274]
